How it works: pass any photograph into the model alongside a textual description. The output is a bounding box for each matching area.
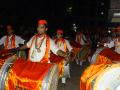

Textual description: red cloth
[38,20,47,25]
[50,52,64,63]
[7,58,52,90]
[100,48,120,62]
[50,52,64,77]
[12,58,51,81]
[0,49,11,55]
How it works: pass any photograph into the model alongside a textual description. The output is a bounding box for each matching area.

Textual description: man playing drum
[0,24,25,49]
[75,30,90,66]
[54,29,73,83]
[17,19,69,63]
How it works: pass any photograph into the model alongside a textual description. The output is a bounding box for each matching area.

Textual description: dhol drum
[92,63,120,90]
[3,59,59,90]
[0,49,17,90]
[80,63,120,90]
[77,45,91,63]
[80,64,106,90]
[50,53,70,79]
[0,49,17,69]
[0,55,17,90]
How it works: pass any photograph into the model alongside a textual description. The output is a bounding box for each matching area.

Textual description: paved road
[58,61,90,90]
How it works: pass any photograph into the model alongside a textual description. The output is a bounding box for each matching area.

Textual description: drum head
[93,64,120,90]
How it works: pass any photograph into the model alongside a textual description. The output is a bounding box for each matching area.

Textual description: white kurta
[27,35,59,62]
[55,39,73,52]
[0,35,25,49]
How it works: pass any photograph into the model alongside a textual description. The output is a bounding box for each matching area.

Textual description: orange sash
[50,52,64,77]
[28,34,50,63]
[6,58,51,90]
[5,35,15,49]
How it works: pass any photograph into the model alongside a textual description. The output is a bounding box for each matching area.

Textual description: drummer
[17,20,69,62]
[75,30,90,66]
[0,24,25,49]
[55,29,73,54]
[75,30,88,46]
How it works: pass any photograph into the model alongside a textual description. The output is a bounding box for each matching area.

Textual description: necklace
[35,34,45,52]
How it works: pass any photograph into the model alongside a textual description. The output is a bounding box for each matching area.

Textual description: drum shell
[3,59,59,90]
[0,55,17,90]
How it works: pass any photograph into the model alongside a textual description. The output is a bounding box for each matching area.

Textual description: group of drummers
[80,26,120,90]
[1,19,120,90]
[0,19,91,90]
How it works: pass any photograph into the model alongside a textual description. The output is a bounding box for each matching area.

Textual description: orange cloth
[5,35,15,49]
[95,48,120,64]
[100,48,120,61]
[50,52,64,77]
[6,58,52,90]
[80,64,108,90]
[96,55,112,65]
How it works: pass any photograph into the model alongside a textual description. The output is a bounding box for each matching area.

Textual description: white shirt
[55,39,73,52]
[27,35,59,62]
[0,35,25,49]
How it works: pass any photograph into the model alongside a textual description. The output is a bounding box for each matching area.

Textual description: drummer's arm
[57,50,67,58]
[18,37,33,50]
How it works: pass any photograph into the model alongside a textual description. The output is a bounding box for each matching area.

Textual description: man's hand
[9,47,19,53]
[57,50,67,58]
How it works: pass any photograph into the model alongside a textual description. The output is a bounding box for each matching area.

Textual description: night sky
[0,0,110,32]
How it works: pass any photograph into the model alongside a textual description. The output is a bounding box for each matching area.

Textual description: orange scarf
[5,35,15,49]
[28,34,50,63]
